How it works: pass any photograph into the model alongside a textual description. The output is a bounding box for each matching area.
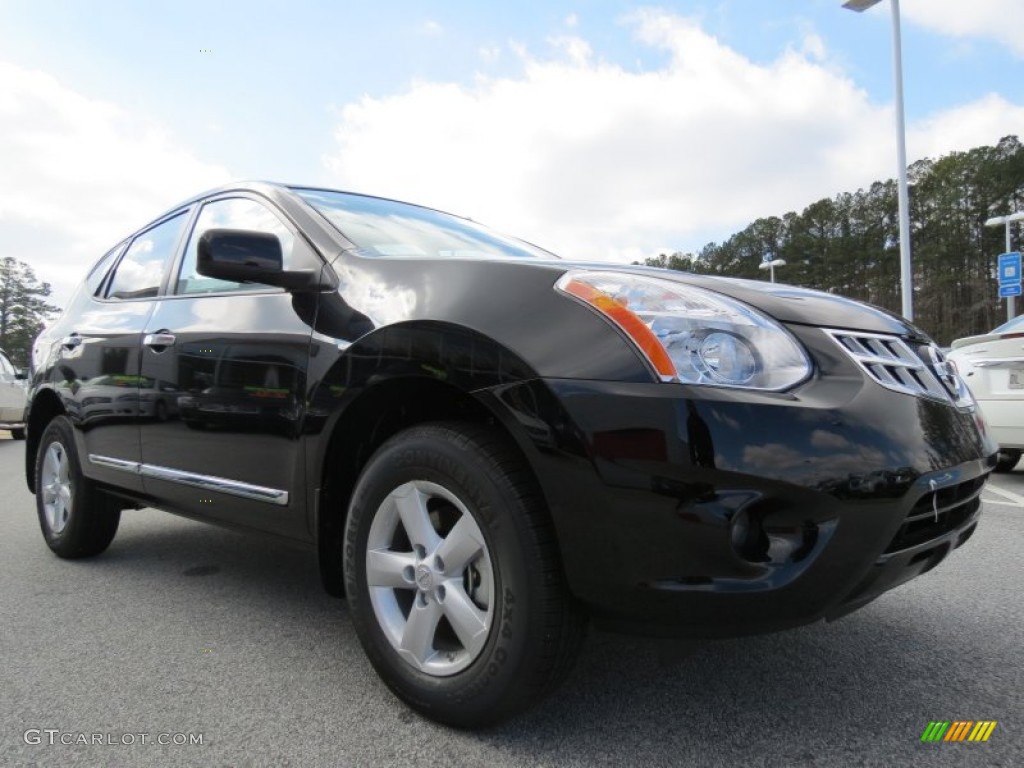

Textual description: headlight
[555,270,812,391]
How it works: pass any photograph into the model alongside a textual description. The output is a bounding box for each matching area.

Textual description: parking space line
[982,498,1020,507]
[982,484,1024,506]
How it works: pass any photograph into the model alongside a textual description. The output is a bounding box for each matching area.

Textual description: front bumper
[0,405,25,429]
[484,327,997,638]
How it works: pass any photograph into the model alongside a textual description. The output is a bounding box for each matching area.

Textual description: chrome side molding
[88,454,289,506]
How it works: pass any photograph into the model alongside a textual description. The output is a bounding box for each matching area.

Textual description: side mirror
[197,229,322,291]
[14,370,28,381]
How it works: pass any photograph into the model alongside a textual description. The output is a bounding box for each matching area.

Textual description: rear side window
[88,242,126,283]
[106,213,188,300]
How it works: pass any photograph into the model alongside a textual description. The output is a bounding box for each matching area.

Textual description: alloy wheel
[41,441,73,534]
[366,480,494,676]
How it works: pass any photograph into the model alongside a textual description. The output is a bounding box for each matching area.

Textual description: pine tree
[0,257,61,368]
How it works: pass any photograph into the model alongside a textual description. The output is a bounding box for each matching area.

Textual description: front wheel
[344,423,586,728]
[35,415,121,558]
[994,449,1021,473]
[10,427,25,440]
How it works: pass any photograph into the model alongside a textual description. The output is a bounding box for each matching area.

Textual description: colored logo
[921,721,997,742]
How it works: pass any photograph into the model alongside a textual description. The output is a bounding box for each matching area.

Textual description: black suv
[25,182,997,726]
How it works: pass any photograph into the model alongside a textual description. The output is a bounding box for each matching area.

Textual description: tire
[994,449,1021,473]
[343,422,586,728]
[10,427,25,440]
[35,415,121,558]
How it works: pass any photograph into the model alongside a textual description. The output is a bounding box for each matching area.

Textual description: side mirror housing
[14,370,28,381]
[197,229,323,291]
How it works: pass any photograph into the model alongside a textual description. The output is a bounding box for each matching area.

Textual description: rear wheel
[994,449,1021,473]
[35,415,121,558]
[344,423,586,728]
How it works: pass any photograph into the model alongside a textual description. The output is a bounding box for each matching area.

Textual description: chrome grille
[826,330,965,405]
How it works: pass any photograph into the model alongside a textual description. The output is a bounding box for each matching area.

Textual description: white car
[948,315,1024,472]
[0,348,27,440]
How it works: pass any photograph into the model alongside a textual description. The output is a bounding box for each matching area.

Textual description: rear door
[65,213,190,491]
[137,194,321,539]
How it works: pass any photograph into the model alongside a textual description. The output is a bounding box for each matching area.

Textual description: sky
[1,0,1022,307]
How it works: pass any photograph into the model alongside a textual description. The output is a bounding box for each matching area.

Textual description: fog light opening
[731,512,819,565]
[730,510,769,563]
[765,523,818,563]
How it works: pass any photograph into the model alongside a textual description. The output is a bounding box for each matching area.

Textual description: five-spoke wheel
[40,440,74,534]
[367,480,494,676]
[35,416,120,558]
[344,423,585,728]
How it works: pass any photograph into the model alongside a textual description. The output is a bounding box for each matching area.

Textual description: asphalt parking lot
[1,431,1020,767]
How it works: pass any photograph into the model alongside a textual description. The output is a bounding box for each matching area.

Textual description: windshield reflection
[295,188,556,261]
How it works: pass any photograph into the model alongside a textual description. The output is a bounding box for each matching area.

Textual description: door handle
[143,332,177,350]
[61,334,82,350]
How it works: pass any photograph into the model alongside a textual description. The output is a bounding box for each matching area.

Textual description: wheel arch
[308,322,568,596]
[24,387,66,493]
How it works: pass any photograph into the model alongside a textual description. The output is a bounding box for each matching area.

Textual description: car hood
[527,260,929,340]
[327,252,928,344]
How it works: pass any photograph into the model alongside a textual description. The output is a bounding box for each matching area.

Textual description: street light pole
[985,212,1024,322]
[843,0,914,321]
[758,258,786,283]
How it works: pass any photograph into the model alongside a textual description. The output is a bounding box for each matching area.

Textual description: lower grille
[884,476,986,553]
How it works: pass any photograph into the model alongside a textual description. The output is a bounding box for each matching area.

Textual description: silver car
[0,348,27,439]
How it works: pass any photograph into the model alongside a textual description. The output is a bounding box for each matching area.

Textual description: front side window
[176,198,296,295]
[294,188,554,260]
[106,213,188,300]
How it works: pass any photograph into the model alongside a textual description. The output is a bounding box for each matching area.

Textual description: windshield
[294,188,555,261]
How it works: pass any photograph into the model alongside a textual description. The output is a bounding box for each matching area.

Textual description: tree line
[644,135,1024,345]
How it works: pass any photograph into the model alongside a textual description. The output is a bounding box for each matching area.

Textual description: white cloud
[902,0,1024,57]
[323,11,1023,264]
[479,45,502,64]
[0,61,231,305]
[323,12,901,262]
[419,20,443,37]
[810,430,850,450]
[910,94,1024,160]
[325,10,1024,264]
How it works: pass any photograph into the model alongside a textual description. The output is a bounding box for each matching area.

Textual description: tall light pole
[759,257,786,283]
[843,0,913,321]
[984,211,1024,322]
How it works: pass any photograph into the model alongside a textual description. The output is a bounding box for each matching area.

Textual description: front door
[137,195,320,539]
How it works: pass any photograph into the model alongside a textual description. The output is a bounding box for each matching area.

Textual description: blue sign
[999,283,1022,298]
[998,252,1021,285]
